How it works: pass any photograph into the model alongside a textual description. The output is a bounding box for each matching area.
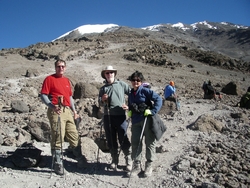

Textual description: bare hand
[122,104,129,110]
[53,106,61,115]
[102,94,108,103]
[74,112,79,119]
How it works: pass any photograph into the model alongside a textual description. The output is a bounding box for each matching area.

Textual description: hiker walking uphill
[239,86,250,109]
[202,80,222,100]
[127,71,162,178]
[98,65,132,171]
[40,59,86,175]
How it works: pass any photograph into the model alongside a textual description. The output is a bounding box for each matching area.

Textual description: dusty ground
[0,42,249,188]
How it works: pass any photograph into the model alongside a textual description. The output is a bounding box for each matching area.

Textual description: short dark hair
[129,71,145,82]
[55,59,66,67]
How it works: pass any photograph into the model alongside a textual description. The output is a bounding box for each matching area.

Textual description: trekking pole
[106,99,116,170]
[96,117,104,163]
[58,96,64,175]
[127,116,147,185]
[175,94,180,111]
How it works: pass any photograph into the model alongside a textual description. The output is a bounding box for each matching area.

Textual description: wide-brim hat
[101,65,117,79]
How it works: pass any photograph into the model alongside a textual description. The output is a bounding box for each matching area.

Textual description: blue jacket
[128,85,162,124]
[164,85,176,99]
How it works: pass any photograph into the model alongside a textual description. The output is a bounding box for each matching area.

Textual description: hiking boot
[109,149,118,170]
[125,155,132,171]
[109,157,118,170]
[123,148,132,171]
[54,162,64,175]
[110,162,118,170]
[51,149,64,175]
[126,161,141,177]
[144,161,152,177]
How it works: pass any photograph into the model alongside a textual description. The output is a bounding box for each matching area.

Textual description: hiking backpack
[240,92,250,109]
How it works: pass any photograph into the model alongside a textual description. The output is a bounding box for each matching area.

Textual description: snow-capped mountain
[50,21,249,62]
[142,21,249,32]
[53,24,119,41]
[54,21,249,41]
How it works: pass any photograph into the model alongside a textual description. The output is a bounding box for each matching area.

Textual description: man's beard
[106,77,114,83]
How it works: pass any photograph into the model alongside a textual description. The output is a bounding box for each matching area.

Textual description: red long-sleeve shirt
[41,74,72,106]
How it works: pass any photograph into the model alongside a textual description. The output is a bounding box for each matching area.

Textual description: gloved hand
[144,109,152,116]
[128,110,132,117]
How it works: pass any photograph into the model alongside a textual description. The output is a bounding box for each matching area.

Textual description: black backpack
[240,92,250,109]
[205,84,215,95]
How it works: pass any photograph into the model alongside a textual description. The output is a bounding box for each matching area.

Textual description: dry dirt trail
[0,47,249,187]
[0,97,234,188]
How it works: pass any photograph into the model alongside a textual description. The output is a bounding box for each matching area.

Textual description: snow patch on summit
[54,24,119,41]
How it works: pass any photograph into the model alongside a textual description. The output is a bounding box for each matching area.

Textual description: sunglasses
[131,79,141,82]
[105,71,114,75]
[57,66,65,68]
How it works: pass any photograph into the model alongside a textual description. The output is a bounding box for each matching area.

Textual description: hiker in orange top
[164,81,177,102]
[40,59,85,175]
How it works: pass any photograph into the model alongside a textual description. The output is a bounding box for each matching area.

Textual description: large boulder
[27,119,51,143]
[73,82,99,99]
[11,100,29,113]
[221,81,239,95]
[189,114,224,133]
[11,143,42,168]
[79,137,107,163]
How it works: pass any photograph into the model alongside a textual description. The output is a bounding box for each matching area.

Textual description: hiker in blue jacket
[164,81,176,102]
[127,71,162,178]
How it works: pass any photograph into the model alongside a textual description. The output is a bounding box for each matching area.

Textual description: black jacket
[148,114,167,141]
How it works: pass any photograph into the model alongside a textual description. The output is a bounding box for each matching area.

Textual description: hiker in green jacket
[98,65,132,171]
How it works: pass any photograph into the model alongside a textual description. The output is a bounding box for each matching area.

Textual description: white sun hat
[101,65,117,79]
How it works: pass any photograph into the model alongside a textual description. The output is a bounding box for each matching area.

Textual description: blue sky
[0,0,249,49]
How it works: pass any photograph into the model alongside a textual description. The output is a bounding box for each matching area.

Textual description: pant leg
[166,96,176,102]
[104,115,118,151]
[63,107,79,148]
[116,115,131,152]
[131,120,144,161]
[144,118,156,162]
[47,108,66,150]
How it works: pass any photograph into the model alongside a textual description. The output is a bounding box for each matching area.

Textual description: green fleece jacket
[98,80,130,115]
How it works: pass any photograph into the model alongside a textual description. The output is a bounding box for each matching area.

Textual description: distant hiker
[40,59,86,175]
[98,65,132,171]
[164,81,177,102]
[239,86,250,109]
[202,80,222,100]
[127,71,162,177]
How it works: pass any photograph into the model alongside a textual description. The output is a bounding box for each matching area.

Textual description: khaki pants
[47,107,79,150]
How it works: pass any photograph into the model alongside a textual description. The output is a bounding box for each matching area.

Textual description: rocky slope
[0,22,250,188]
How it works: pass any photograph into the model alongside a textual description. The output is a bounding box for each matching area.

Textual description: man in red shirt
[40,59,85,175]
